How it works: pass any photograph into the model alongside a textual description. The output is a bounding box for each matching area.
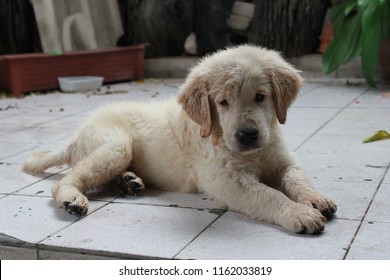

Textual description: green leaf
[342,14,363,63]
[344,1,357,16]
[361,0,379,36]
[361,44,379,87]
[330,1,350,38]
[322,39,343,74]
[330,1,349,22]
[358,0,371,9]
[324,0,390,80]
[361,1,382,86]
[323,13,362,74]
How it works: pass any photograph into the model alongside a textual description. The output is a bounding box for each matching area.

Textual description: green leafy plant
[322,0,390,86]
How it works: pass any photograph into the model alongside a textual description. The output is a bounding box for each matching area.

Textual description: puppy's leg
[52,142,132,215]
[201,173,326,234]
[279,166,337,219]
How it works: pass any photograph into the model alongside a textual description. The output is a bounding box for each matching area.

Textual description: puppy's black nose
[235,127,259,146]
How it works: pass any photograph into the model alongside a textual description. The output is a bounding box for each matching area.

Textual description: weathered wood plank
[249,0,330,57]
[0,0,35,54]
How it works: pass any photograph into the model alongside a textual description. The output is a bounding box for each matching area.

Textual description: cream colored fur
[24,45,336,234]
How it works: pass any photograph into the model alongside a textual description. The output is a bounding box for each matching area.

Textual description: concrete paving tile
[0,100,87,121]
[295,153,388,183]
[0,114,60,136]
[14,172,67,198]
[383,171,390,184]
[311,180,378,221]
[0,108,19,119]
[346,221,390,259]
[293,85,366,108]
[0,163,52,194]
[0,142,38,160]
[0,195,107,243]
[298,83,321,96]
[19,115,86,142]
[296,134,390,163]
[0,100,25,118]
[285,107,340,134]
[70,81,180,107]
[22,92,89,106]
[44,114,87,128]
[72,94,139,109]
[19,93,97,115]
[349,88,390,109]
[317,108,390,136]
[283,133,311,151]
[114,189,220,210]
[176,212,358,260]
[364,184,390,223]
[2,124,74,144]
[40,202,220,259]
[1,143,66,164]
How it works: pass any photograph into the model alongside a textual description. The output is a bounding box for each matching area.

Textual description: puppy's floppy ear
[269,65,303,124]
[177,77,212,138]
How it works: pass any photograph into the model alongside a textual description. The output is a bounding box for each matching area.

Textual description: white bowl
[232,2,255,19]
[227,14,251,31]
[58,76,104,92]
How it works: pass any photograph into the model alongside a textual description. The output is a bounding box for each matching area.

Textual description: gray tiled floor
[0,79,389,259]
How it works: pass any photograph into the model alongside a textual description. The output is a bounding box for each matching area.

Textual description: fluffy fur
[24,45,337,234]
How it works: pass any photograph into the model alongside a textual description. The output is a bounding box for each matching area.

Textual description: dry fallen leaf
[363,130,390,143]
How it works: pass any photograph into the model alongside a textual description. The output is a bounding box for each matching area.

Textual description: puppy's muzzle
[235,127,259,147]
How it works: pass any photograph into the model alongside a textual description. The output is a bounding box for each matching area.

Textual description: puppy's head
[177,45,303,153]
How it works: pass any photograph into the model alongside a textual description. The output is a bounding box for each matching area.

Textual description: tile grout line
[342,162,390,260]
[293,87,370,152]
[36,199,114,252]
[106,197,226,212]
[172,211,227,259]
[35,197,224,259]
[8,166,70,196]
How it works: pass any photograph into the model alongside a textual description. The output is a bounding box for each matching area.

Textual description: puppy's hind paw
[63,200,88,216]
[119,171,145,196]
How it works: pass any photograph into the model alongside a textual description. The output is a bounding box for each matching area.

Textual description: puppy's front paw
[282,203,327,234]
[297,192,337,220]
[119,171,145,196]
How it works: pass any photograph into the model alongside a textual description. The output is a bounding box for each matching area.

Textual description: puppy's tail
[23,147,69,173]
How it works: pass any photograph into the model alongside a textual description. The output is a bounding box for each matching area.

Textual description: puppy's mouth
[235,142,262,153]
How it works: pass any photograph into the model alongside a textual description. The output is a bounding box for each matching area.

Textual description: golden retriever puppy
[24,45,337,234]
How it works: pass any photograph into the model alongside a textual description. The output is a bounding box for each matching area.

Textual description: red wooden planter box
[0,45,144,98]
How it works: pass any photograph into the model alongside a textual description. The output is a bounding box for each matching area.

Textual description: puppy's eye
[220,100,229,107]
[255,93,265,103]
